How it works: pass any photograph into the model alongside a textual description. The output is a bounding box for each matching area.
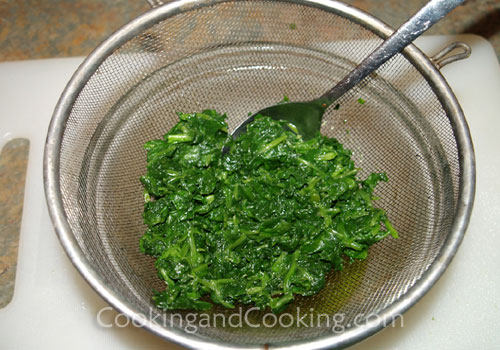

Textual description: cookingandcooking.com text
[96,306,403,334]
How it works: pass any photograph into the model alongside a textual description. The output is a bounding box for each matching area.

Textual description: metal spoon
[231,0,464,141]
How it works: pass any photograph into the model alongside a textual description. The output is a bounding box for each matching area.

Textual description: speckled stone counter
[1,0,499,61]
[0,140,29,308]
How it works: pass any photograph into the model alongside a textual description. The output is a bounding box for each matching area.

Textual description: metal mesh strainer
[44,0,475,348]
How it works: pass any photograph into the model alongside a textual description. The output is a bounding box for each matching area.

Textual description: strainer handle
[322,0,465,103]
[145,0,164,7]
[430,41,472,68]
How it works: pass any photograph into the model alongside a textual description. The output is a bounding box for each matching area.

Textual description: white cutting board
[0,35,499,350]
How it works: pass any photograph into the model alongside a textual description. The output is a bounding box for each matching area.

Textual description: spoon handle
[321,0,464,102]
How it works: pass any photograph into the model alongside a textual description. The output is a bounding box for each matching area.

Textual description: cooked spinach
[140,109,397,313]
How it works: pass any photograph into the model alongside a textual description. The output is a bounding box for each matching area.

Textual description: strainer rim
[43,0,475,349]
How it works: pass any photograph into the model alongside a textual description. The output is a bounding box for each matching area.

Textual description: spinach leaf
[140,110,397,313]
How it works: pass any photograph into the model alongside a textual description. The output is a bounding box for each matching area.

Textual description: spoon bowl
[232,100,328,140]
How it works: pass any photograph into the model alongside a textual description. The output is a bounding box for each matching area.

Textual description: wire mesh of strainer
[44,0,475,348]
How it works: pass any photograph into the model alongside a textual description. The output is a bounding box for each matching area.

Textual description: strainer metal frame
[43,0,475,349]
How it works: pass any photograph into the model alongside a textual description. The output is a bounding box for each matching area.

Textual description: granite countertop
[0,0,499,61]
[0,0,499,308]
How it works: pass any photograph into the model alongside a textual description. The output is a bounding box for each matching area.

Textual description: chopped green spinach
[140,109,397,313]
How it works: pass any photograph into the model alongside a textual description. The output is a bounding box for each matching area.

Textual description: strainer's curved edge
[43,0,475,349]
